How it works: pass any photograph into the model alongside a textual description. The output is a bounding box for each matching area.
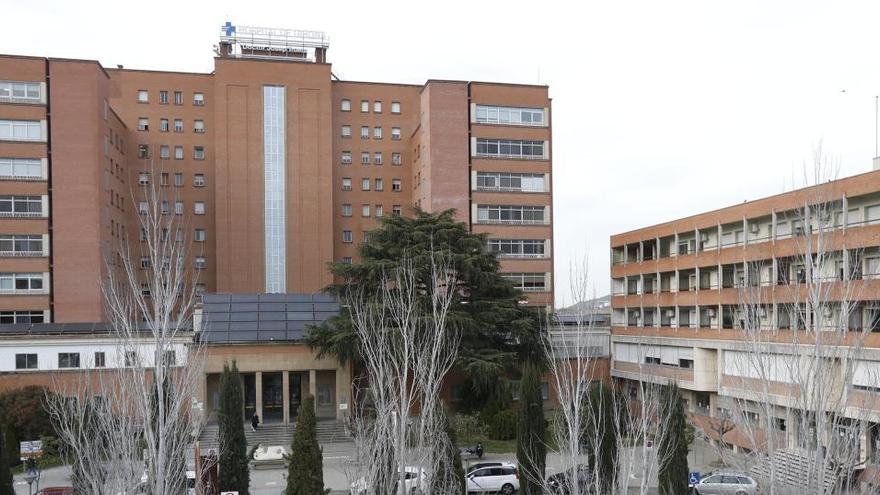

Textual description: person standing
[251,413,259,432]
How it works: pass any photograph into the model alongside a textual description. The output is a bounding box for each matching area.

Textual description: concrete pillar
[255,371,263,422]
[282,371,290,424]
[309,369,317,410]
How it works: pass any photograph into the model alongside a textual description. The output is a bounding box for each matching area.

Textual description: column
[282,371,290,424]
[309,369,317,411]
[255,371,263,422]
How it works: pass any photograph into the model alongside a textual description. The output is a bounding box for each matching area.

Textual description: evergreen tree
[432,407,465,494]
[516,363,546,495]
[657,383,689,495]
[584,383,618,493]
[218,362,249,495]
[0,422,13,495]
[284,395,326,495]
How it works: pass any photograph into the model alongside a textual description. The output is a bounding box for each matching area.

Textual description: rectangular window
[362,204,370,217]
[341,125,351,137]
[374,152,383,165]
[392,153,401,166]
[159,118,169,132]
[341,99,351,112]
[174,146,184,160]
[159,90,168,104]
[392,205,402,216]
[93,352,106,368]
[194,229,206,242]
[374,205,384,217]
[137,90,149,103]
[193,92,205,106]
[0,120,42,141]
[174,173,184,186]
[0,81,42,104]
[342,177,352,191]
[0,158,42,179]
[174,119,183,133]
[194,202,205,215]
[137,144,150,158]
[162,350,177,367]
[342,204,352,217]
[174,91,183,105]
[0,310,43,324]
[477,205,545,224]
[373,101,382,113]
[361,152,370,165]
[342,257,353,264]
[391,101,401,114]
[15,353,37,370]
[194,256,206,269]
[360,100,369,112]
[194,173,205,187]
[502,272,548,292]
[58,353,80,369]
[373,127,383,139]
[193,147,205,160]
[342,230,353,243]
[474,138,545,159]
[138,118,149,131]
[488,239,546,258]
[476,172,545,192]
[361,178,370,191]
[375,178,383,191]
[475,105,545,126]
[138,201,148,214]
[159,172,169,185]
[0,196,43,217]
[159,145,170,159]
[391,127,401,140]
[392,179,402,192]
[0,234,43,256]
[341,151,352,164]
[140,256,151,269]
[161,200,169,215]
[175,201,184,215]
[194,120,205,133]
[360,126,370,139]
[125,351,138,367]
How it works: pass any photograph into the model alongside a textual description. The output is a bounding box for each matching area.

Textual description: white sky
[6,0,880,307]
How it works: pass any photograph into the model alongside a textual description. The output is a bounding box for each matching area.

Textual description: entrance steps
[197,419,350,453]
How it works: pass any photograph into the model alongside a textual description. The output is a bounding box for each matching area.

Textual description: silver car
[692,473,758,495]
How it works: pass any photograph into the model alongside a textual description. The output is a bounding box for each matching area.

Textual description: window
[174,173,184,186]
[124,351,138,367]
[162,350,177,367]
[174,119,183,133]
[159,90,168,104]
[374,152,383,165]
[477,205,546,224]
[0,120,42,141]
[159,172,169,185]
[341,125,351,137]
[15,354,37,370]
[159,118,169,132]
[475,138,545,159]
[194,256,206,269]
[193,147,205,160]
[502,272,548,292]
[58,353,80,369]
[363,231,370,243]
[194,202,205,215]
[361,178,370,191]
[173,91,183,105]
[342,204,352,217]
[475,105,544,126]
[341,151,352,164]
[194,120,205,133]
[360,126,370,139]
[391,101,401,114]
[94,352,106,368]
[137,90,149,103]
[0,158,42,179]
[476,172,545,192]
[392,179,402,192]
[0,310,44,324]
[341,99,351,112]
[0,196,42,216]
[391,127,401,140]
[373,101,382,113]
[360,100,369,112]
[361,152,370,165]
[375,205,384,217]
[175,201,184,215]
[375,178,383,191]
[541,382,550,400]
[362,204,370,217]
[137,144,150,159]
[392,204,402,216]
[0,81,42,104]
[193,92,204,106]
[140,256,151,269]
[194,173,205,187]
[137,118,149,131]
[342,257,353,264]
[161,200,169,215]
[373,126,383,139]
[392,153,401,166]
[342,230,353,243]
[159,145,170,159]
[196,283,206,294]
[174,146,184,160]
[194,229,206,242]
[488,239,546,258]
[342,177,352,191]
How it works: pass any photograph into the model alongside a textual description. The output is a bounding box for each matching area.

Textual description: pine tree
[285,395,326,495]
[657,383,689,495]
[218,362,250,495]
[0,422,13,495]
[516,363,546,495]
[585,383,618,493]
[432,407,465,494]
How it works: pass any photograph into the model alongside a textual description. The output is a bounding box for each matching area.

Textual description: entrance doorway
[289,372,302,420]
[263,373,283,423]
[243,374,256,421]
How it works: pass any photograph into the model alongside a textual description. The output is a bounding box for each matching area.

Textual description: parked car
[691,472,758,495]
[466,462,503,474]
[546,464,592,494]
[349,466,429,495]
[466,462,519,494]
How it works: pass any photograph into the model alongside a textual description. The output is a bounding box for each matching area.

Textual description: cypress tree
[585,383,618,493]
[657,383,689,495]
[0,422,13,495]
[432,407,465,494]
[516,363,546,495]
[218,362,250,495]
[284,395,326,495]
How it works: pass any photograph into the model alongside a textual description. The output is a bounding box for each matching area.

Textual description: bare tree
[46,159,212,495]
[345,253,460,494]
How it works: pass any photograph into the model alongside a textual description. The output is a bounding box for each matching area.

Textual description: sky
[6,0,880,307]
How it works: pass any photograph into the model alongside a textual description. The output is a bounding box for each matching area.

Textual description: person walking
[251,412,259,432]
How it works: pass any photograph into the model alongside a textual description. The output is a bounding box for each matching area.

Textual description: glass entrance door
[262,373,283,423]
[289,372,302,419]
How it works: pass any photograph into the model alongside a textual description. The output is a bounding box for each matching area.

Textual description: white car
[349,467,429,494]
[692,472,758,495]
[466,462,519,494]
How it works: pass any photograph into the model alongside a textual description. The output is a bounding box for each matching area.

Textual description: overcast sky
[6,0,880,306]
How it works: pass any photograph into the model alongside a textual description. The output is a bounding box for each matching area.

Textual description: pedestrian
[251,412,259,432]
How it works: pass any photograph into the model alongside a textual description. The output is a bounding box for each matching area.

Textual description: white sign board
[20,440,43,460]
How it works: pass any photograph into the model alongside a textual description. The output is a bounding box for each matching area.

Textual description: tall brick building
[0,24,554,325]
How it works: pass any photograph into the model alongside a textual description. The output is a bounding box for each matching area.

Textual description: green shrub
[488,410,517,441]
[451,412,486,441]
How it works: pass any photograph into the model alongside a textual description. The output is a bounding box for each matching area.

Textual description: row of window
[475,105,545,126]
[341,204,401,218]
[0,310,44,324]
[341,151,402,166]
[139,200,206,216]
[0,235,43,256]
[474,138,545,160]
[340,99,401,114]
[340,125,402,140]
[340,177,402,192]
[0,81,42,104]
[0,120,42,142]
[501,272,549,292]
[487,239,546,258]
[138,118,205,134]
[138,90,204,106]
[0,158,42,180]
[139,227,206,242]
[15,350,176,370]
[476,205,547,224]
[0,196,43,216]
[475,172,545,192]
[0,273,44,292]
[138,144,205,160]
[140,255,207,270]
[138,171,205,187]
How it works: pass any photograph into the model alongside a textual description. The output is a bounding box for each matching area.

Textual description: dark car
[546,465,592,494]
[36,488,75,495]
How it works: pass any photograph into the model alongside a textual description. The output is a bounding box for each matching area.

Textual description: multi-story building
[610,169,880,482]
[0,24,555,425]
